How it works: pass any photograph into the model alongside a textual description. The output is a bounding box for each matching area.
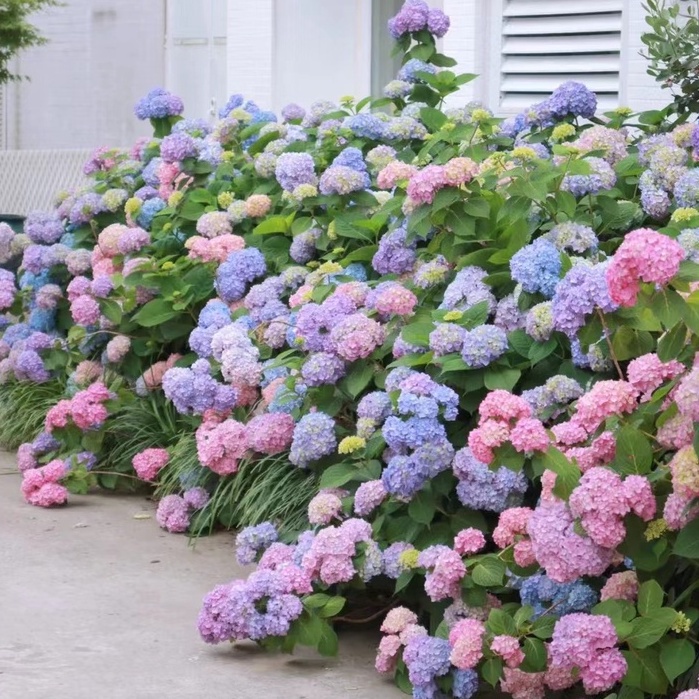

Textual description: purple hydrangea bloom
[382,454,429,500]
[289,412,337,468]
[236,522,278,565]
[14,349,50,382]
[453,669,479,699]
[440,266,496,313]
[345,113,387,140]
[427,8,450,37]
[552,263,617,337]
[510,238,562,298]
[382,415,446,451]
[289,228,321,264]
[301,352,346,386]
[561,157,617,197]
[372,224,417,275]
[295,295,355,352]
[198,299,231,329]
[275,153,317,192]
[281,103,306,122]
[319,165,370,195]
[548,81,597,119]
[24,212,64,244]
[161,361,237,415]
[388,0,429,38]
[460,325,508,368]
[160,132,198,163]
[332,147,367,173]
[381,541,413,578]
[454,447,528,512]
[183,487,210,510]
[134,87,184,120]
[357,391,393,422]
[215,248,267,303]
[403,635,452,687]
[218,93,244,118]
[398,59,437,84]
[675,169,699,209]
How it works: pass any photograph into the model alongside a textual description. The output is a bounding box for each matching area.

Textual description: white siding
[5,0,166,150]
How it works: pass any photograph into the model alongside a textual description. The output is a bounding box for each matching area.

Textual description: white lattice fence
[0,150,92,216]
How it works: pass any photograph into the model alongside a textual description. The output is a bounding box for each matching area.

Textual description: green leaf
[531,614,556,639]
[395,570,415,593]
[463,197,490,219]
[626,616,672,649]
[100,298,123,325]
[637,580,664,615]
[487,608,518,636]
[253,215,290,235]
[319,463,358,489]
[537,447,580,499]
[131,298,178,327]
[657,321,688,361]
[481,658,503,687]
[659,638,695,682]
[343,363,374,399]
[432,187,463,212]
[400,319,434,347]
[303,593,331,610]
[420,106,448,132]
[612,426,653,475]
[484,367,521,391]
[611,327,655,361]
[674,517,699,559]
[522,637,547,672]
[316,621,339,657]
[408,490,436,525]
[318,596,346,618]
[623,648,668,695]
[471,557,506,587]
[649,288,686,329]
[528,339,557,364]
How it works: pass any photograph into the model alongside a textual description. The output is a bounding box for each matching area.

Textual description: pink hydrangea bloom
[70,295,101,325]
[307,492,343,525]
[97,223,128,256]
[196,418,249,475]
[491,635,525,669]
[371,284,417,316]
[289,284,313,308]
[606,228,684,306]
[657,412,694,449]
[66,276,91,302]
[375,634,402,674]
[664,491,699,530]
[565,431,616,472]
[468,419,510,463]
[196,211,232,238]
[510,418,550,453]
[45,399,72,431]
[74,360,102,386]
[21,459,68,507]
[454,528,486,555]
[246,413,295,454]
[573,380,638,434]
[624,474,657,520]
[26,481,69,507]
[676,367,699,422]
[549,613,626,694]
[244,194,272,218]
[132,447,169,481]
[329,313,385,361]
[677,691,699,699]
[500,668,546,699]
[407,165,447,205]
[627,353,685,400]
[493,507,532,548]
[552,419,588,446]
[423,548,466,602]
[449,618,486,670]
[354,480,387,516]
[156,494,190,533]
[443,157,478,187]
[478,390,532,424]
[17,443,38,472]
[331,281,369,308]
[670,445,699,499]
[377,161,417,190]
[105,335,131,363]
[186,234,246,263]
[600,571,639,602]
[399,623,428,645]
[381,607,418,635]
[528,500,615,583]
[70,382,111,430]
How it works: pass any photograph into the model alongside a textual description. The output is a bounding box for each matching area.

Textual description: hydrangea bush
[4,1,699,696]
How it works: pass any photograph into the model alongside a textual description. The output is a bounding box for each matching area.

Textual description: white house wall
[5,0,166,150]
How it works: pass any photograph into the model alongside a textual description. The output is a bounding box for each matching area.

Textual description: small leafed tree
[0,0,60,84]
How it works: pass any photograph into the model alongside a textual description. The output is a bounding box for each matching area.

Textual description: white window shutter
[498,0,623,112]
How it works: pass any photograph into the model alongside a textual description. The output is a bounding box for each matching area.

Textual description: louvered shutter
[499,0,623,112]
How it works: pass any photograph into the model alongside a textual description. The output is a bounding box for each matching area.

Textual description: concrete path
[0,452,401,699]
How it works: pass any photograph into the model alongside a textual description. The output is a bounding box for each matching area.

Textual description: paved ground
[0,451,401,699]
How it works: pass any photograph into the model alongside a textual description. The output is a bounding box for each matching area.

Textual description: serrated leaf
[637,580,664,615]
[471,557,506,587]
[612,425,653,475]
[626,616,672,649]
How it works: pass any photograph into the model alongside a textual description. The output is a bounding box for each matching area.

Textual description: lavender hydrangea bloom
[236,522,278,566]
[403,635,451,687]
[510,238,562,298]
[460,325,508,368]
[453,669,479,699]
[440,266,496,313]
[398,59,437,84]
[160,132,198,163]
[372,224,417,275]
[162,361,237,415]
[520,573,598,619]
[319,166,369,196]
[215,248,267,303]
[345,113,387,140]
[289,412,337,467]
[24,212,64,244]
[218,93,244,118]
[454,447,528,512]
[545,222,598,253]
[14,349,50,382]
[281,103,306,121]
[134,87,184,120]
[300,352,346,386]
[382,454,429,500]
[332,147,368,173]
[552,263,617,337]
[382,415,446,451]
[548,81,598,119]
[381,542,413,579]
[675,169,699,209]
[275,153,317,192]
[561,157,616,197]
[357,391,393,422]
[289,228,321,264]
[295,295,355,352]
